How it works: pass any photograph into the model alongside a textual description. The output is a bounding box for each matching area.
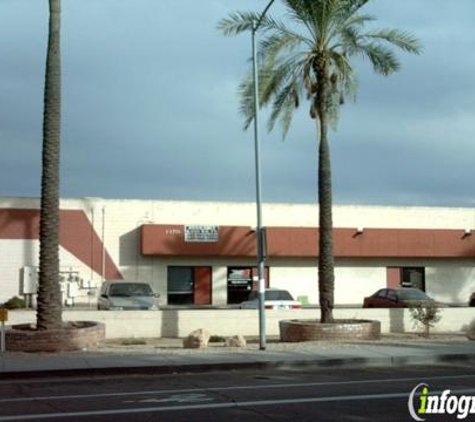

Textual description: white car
[97,281,160,310]
[240,289,302,310]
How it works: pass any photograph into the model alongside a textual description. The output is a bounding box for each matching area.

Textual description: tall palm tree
[36,0,62,330]
[219,0,421,322]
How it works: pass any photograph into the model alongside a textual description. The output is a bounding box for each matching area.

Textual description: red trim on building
[0,209,122,279]
[141,224,475,259]
[60,210,122,279]
[141,225,255,257]
[0,209,39,239]
[386,267,401,288]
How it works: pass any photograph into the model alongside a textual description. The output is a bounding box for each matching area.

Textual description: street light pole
[252,0,275,352]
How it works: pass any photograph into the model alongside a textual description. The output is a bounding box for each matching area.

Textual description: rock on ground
[183,329,210,349]
[226,335,247,347]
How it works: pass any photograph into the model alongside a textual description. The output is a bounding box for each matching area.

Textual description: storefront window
[227,266,269,304]
[401,267,425,291]
[168,266,194,305]
[227,267,252,304]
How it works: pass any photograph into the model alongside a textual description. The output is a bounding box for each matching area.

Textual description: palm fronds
[217,0,421,137]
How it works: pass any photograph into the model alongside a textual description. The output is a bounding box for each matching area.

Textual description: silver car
[97,281,160,310]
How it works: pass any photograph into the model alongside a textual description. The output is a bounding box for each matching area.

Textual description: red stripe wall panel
[141,224,475,259]
[193,267,212,305]
[386,267,401,288]
[141,225,256,257]
[0,209,122,280]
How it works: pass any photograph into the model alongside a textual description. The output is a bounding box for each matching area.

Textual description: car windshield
[108,283,153,297]
[397,289,431,301]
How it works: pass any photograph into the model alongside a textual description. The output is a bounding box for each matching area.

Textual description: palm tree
[219,0,421,322]
[36,0,63,330]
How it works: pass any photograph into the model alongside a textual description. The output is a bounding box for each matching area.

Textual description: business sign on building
[184,225,219,243]
[228,268,252,285]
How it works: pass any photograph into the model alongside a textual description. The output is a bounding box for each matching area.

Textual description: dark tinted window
[401,267,425,290]
[109,283,153,297]
[168,267,193,293]
[387,290,398,301]
[397,289,431,301]
[167,266,194,305]
[376,289,387,299]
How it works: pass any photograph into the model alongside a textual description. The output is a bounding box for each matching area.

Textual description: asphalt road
[0,364,475,421]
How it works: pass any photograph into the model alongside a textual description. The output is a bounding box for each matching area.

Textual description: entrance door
[167,266,212,305]
[194,267,212,305]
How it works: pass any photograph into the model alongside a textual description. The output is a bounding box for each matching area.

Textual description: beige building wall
[1,197,475,306]
[426,263,475,304]
[0,239,98,304]
[0,240,39,301]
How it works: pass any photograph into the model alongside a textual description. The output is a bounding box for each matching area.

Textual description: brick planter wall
[279,319,381,342]
[6,321,106,352]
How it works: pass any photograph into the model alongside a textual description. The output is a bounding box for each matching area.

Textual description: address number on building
[184,225,219,243]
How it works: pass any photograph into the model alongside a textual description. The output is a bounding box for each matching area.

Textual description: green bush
[409,302,441,338]
[3,296,26,310]
[209,335,226,343]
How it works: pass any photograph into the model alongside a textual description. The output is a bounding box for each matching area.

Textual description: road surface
[0,363,474,421]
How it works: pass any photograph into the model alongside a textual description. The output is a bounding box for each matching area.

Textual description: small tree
[409,303,441,338]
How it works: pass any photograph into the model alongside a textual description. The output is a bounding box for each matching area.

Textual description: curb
[1,353,475,380]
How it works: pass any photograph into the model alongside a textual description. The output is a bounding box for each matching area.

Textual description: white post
[102,206,106,282]
[251,0,275,352]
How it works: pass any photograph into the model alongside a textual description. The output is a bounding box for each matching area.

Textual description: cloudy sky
[1,0,474,207]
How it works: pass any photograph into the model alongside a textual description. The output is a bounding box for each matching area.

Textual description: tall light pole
[252,0,275,351]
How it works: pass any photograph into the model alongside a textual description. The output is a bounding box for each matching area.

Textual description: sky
[0,0,474,207]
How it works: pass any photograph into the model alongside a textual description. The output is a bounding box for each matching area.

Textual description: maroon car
[363,287,438,308]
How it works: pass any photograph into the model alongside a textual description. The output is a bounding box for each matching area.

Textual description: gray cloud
[0,0,474,207]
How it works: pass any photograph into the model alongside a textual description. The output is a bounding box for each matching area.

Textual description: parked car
[97,281,160,310]
[469,293,475,307]
[240,289,302,310]
[363,287,440,308]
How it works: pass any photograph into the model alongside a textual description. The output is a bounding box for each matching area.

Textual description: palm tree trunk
[36,0,62,331]
[316,62,335,324]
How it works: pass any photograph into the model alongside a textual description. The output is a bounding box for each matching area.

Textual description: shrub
[209,335,226,343]
[121,339,147,346]
[3,296,26,310]
[409,302,442,338]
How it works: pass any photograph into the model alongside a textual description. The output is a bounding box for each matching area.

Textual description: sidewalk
[0,334,474,379]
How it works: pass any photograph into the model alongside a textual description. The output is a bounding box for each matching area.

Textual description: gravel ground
[97,333,470,355]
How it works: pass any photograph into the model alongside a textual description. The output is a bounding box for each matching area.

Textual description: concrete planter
[279,319,381,342]
[6,321,105,352]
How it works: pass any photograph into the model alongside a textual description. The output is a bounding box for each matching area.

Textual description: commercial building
[1,197,474,307]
